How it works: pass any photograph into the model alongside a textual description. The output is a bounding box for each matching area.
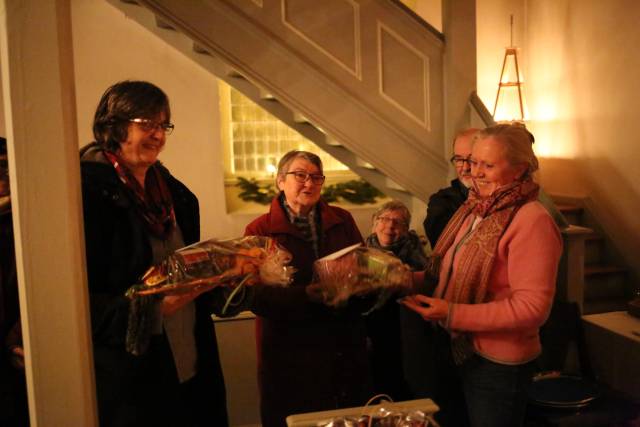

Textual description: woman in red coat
[245,150,372,427]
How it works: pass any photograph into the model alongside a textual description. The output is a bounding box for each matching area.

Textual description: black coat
[0,210,18,364]
[80,143,228,427]
[364,231,427,401]
[423,178,469,247]
[0,209,28,427]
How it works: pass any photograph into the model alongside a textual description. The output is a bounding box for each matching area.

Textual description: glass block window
[225,84,348,177]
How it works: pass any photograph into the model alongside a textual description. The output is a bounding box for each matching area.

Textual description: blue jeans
[460,353,535,427]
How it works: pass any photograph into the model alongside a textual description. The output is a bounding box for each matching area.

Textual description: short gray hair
[371,200,411,226]
[452,127,480,149]
[275,150,323,187]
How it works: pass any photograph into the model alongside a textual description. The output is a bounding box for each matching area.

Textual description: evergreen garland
[235,177,278,205]
[235,177,384,205]
[321,179,384,204]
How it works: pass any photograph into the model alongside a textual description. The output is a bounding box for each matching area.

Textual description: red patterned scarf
[104,150,176,239]
[427,178,539,364]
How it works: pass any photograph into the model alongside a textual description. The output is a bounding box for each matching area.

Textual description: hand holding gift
[125,236,295,355]
[313,243,413,309]
[126,236,294,298]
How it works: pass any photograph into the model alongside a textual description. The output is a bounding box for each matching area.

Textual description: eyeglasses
[376,216,407,227]
[285,171,326,185]
[129,118,175,135]
[450,155,471,166]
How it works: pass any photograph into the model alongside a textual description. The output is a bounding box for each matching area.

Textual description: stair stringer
[107,0,449,202]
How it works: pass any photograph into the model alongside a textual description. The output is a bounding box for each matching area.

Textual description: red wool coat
[245,194,372,427]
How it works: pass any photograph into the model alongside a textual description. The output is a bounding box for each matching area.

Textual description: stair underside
[109,0,450,203]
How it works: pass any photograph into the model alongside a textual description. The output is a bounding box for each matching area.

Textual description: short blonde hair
[474,123,538,178]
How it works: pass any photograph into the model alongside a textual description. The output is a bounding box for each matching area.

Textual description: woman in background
[81,80,228,427]
[365,201,427,401]
[403,123,562,427]
[245,150,372,427]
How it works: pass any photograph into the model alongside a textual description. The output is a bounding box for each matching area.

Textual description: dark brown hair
[92,81,171,151]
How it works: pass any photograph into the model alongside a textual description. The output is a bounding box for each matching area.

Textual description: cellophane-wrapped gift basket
[125,236,295,355]
[313,243,412,310]
[286,394,440,427]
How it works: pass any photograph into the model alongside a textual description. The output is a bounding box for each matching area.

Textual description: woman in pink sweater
[402,123,562,427]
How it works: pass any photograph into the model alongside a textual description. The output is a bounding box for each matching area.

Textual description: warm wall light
[493,15,528,123]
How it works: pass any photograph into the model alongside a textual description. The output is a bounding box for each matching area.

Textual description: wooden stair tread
[584,231,603,241]
[582,297,630,315]
[562,224,592,235]
[584,264,626,275]
[556,203,583,214]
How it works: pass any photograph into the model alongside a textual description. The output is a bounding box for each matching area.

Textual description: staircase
[107,0,451,205]
[555,198,633,315]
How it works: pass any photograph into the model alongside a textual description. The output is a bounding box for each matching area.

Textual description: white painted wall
[401,0,442,32]
[415,0,442,32]
[526,0,640,282]
[477,0,640,281]
[476,0,526,117]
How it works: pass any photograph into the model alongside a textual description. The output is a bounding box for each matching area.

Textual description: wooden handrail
[469,91,496,127]
[385,0,444,41]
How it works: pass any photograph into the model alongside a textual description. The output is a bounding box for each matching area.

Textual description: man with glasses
[423,128,479,248]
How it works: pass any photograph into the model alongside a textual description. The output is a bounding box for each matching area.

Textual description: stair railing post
[0,0,97,425]
[559,227,590,313]
[442,0,477,167]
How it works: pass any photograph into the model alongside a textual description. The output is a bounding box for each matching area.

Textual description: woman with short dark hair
[80,80,228,427]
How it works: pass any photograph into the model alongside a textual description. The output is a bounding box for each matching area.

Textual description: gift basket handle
[361,394,393,427]
[362,394,394,409]
[358,394,439,427]
[221,273,252,315]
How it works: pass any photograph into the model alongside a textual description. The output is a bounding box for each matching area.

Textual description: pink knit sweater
[437,200,563,364]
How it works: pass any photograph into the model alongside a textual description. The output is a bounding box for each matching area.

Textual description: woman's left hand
[9,345,25,370]
[162,285,210,316]
[400,294,449,321]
